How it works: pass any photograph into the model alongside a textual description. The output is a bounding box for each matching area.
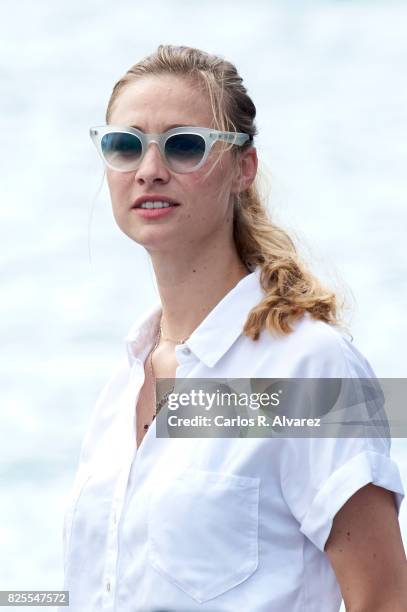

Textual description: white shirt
[61,268,405,612]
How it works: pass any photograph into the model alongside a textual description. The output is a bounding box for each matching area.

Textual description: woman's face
[106,74,249,254]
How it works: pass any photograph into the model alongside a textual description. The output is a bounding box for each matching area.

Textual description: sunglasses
[89,125,251,174]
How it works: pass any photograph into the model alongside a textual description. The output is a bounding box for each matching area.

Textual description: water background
[1,1,406,610]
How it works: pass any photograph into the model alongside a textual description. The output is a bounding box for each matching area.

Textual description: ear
[231,146,258,194]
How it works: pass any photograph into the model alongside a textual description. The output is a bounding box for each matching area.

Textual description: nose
[134,142,170,186]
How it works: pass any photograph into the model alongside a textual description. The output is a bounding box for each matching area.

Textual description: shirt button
[181,346,191,355]
[106,581,111,592]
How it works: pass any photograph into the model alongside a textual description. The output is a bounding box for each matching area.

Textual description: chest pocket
[147,468,260,603]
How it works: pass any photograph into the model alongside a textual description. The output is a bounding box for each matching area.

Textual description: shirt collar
[123,267,265,369]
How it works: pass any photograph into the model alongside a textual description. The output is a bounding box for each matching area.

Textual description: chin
[124,226,177,251]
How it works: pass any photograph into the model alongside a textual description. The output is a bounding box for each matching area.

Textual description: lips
[132,195,181,208]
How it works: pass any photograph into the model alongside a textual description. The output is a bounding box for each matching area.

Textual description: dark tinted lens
[165,134,205,171]
[101,132,142,170]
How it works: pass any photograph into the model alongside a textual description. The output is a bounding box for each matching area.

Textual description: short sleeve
[279,323,405,552]
[280,436,404,552]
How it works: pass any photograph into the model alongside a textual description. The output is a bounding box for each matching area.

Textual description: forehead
[109,74,214,130]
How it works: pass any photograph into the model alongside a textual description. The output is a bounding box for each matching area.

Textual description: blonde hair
[105,44,352,341]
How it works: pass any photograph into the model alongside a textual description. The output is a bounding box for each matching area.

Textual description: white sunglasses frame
[89,124,251,174]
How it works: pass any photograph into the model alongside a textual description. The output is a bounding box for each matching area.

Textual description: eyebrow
[130,123,193,131]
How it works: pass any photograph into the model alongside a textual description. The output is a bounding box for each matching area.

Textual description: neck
[149,244,250,342]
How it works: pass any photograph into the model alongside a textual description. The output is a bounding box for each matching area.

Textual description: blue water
[1,1,406,609]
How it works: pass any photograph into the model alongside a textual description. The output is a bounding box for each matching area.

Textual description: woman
[62,45,407,611]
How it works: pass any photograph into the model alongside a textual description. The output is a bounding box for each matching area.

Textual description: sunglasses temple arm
[214,133,250,146]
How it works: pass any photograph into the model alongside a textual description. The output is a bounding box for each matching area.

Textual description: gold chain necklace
[159,323,190,345]
[142,321,191,435]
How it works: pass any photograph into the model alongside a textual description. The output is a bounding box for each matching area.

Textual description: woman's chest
[67,437,308,608]
[136,345,179,449]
